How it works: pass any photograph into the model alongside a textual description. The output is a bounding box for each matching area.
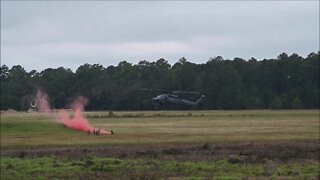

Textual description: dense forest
[1,52,319,111]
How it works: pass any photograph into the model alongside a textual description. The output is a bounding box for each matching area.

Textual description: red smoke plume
[58,97,112,134]
[58,97,93,132]
[36,89,51,112]
[35,89,112,135]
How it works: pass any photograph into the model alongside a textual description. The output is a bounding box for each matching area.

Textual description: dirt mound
[2,109,18,113]
[27,108,36,113]
[7,109,17,112]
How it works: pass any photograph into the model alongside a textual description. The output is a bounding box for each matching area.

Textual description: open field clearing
[1,110,319,179]
[1,110,319,148]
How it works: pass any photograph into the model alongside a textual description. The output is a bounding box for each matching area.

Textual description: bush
[269,97,283,109]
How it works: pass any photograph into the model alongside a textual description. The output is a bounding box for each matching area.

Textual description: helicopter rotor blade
[171,91,200,95]
[140,88,169,93]
[30,99,37,108]
[141,88,203,95]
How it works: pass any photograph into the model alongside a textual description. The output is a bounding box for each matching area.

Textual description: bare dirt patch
[2,141,319,163]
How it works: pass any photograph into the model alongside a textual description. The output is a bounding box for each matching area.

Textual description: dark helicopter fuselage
[152,94,205,107]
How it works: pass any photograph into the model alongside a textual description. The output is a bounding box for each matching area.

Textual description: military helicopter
[141,88,205,109]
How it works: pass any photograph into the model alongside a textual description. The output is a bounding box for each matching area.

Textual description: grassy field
[1,110,319,179]
[1,110,319,148]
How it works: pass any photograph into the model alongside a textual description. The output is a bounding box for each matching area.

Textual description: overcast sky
[1,1,319,72]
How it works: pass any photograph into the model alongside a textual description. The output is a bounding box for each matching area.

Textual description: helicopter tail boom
[195,95,205,105]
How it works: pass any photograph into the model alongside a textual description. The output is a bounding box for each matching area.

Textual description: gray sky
[1,1,319,72]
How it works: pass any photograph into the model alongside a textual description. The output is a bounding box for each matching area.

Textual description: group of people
[87,128,114,135]
[87,128,101,135]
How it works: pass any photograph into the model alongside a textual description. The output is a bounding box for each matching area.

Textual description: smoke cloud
[36,89,51,112]
[35,89,112,135]
[58,96,93,132]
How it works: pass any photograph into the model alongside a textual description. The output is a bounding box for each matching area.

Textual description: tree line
[1,52,319,111]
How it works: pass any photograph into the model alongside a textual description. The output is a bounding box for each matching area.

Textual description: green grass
[1,110,319,179]
[1,110,319,149]
[1,156,318,179]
